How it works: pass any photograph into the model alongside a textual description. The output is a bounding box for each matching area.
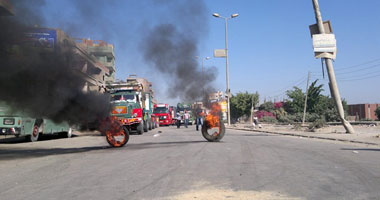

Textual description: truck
[154,104,173,126]
[107,76,155,134]
[169,106,177,125]
[0,103,72,142]
[177,103,195,125]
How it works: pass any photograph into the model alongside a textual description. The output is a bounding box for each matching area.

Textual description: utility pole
[312,0,354,133]
[224,17,231,126]
[213,13,238,126]
[250,94,254,125]
[302,72,311,126]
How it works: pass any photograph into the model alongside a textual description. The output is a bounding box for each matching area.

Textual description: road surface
[0,126,379,200]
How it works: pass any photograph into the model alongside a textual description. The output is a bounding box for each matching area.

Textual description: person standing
[196,108,204,131]
[176,111,181,128]
[184,110,190,128]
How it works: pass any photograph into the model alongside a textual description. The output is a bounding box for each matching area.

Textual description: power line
[339,72,380,82]
[335,57,380,71]
[267,76,307,95]
[311,57,380,75]
[268,78,308,100]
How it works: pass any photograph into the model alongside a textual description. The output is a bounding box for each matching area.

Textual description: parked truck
[154,104,173,126]
[177,103,195,125]
[0,103,72,142]
[107,76,155,134]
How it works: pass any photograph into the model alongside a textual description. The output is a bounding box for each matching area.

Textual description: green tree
[375,107,380,120]
[230,91,259,122]
[259,101,275,112]
[284,87,304,114]
[284,80,348,122]
[306,80,324,113]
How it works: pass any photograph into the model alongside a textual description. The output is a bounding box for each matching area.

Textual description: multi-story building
[25,27,109,93]
[75,39,116,84]
[208,91,224,102]
[348,104,380,120]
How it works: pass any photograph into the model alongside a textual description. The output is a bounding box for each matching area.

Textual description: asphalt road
[0,126,379,200]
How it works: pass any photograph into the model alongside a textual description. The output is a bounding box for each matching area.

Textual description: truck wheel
[151,120,155,129]
[143,120,148,132]
[26,124,40,142]
[59,128,72,138]
[201,121,225,142]
[148,121,152,130]
[137,122,144,135]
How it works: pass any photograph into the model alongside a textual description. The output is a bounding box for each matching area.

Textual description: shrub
[375,107,380,120]
[259,116,278,123]
[256,111,275,119]
[277,115,293,123]
[259,102,275,112]
[308,118,326,131]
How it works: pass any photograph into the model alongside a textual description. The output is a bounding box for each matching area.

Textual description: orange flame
[98,116,128,147]
[205,103,221,129]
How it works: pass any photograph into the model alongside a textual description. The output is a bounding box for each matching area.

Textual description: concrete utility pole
[250,94,255,125]
[213,13,238,126]
[312,0,354,133]
[302,72,311,126]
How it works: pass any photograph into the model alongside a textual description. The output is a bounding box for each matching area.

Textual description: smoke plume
[140,0,217,102]
[0,0,110,126]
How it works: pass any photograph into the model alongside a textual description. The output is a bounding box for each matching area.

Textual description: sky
[33,0,380,105]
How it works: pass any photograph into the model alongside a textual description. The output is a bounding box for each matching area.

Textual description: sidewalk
[227,123,380,146]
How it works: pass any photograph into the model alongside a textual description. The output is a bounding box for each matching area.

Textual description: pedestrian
[196,108,204,131]
[184,110,190,128]
[176,111,181,128]
[253,116,262,128]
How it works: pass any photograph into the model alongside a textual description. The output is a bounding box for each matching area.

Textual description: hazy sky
[37,0,380,105]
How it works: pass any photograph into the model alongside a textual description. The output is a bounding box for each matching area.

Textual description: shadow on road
[126,140,208,150]
[227,133,278,137]
[341,148,380,152]
[0,145,111,161]
[0,134,79,144]
[0,140,211,161]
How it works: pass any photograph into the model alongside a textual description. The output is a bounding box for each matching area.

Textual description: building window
[107,57,113,62]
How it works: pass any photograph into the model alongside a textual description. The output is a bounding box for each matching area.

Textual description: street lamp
[212,12,239,126]
[195,56,211,98]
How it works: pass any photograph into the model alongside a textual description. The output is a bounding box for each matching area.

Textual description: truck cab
[177,103,194,125]
[154,104,173,126]
[108,78,155,134]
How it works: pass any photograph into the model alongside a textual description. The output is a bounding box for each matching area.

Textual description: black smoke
[140,0,217,102]
[0,1,110,126]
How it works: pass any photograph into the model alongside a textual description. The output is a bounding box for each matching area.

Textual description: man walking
[196,108,204,131]
[176,111,181,128]
[184,110,190,128]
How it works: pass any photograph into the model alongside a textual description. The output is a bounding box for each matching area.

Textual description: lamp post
[213,12,238,126]
[195,56,211,99]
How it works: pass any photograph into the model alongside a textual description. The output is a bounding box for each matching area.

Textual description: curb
[227,127,380,146]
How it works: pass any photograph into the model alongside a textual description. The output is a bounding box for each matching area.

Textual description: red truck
[154,104,173,126]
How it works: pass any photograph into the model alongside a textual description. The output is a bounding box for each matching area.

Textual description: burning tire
[106,126,129,147]
[201,103,225,142]
[99,117,130,147]
[201,120,225,142]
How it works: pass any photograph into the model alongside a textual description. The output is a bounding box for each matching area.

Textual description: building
[0,0,13,16]
[208,91,224,102]
[348,104,380,121]
[75,39,116,84]
[25,27,109,93]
